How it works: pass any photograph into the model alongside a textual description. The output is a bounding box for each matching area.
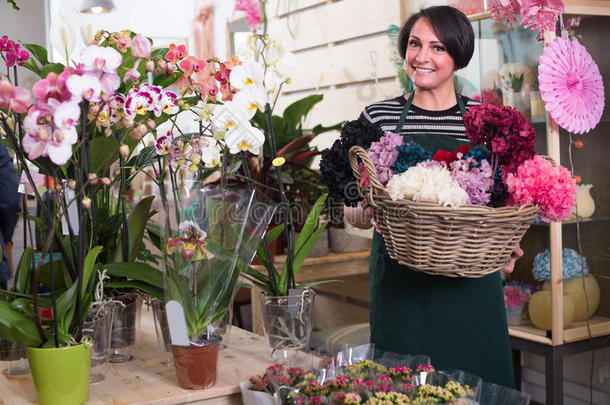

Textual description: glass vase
[83,307,113,382]
[0,337,29,376]
[259,288,315,364]
[109,295,141,362]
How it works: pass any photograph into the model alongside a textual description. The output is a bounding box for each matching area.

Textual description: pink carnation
[505,155,576,222]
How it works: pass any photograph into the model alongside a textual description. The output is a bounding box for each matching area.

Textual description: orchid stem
[114,131,129,262]
[76,101,89,340]
[45,161,60,348]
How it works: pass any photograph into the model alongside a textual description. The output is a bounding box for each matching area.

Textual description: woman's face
[405,17,455,91]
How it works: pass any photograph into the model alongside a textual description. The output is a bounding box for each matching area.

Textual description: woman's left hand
[501,244,524,274]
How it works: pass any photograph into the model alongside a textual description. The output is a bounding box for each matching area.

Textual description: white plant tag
[62,187,79,236]
[166,300,190,346]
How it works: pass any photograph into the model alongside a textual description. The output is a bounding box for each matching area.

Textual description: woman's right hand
[343,200,379,231]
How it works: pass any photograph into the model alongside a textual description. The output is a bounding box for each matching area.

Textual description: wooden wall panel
[287,33,399,92]
[266,0,327,18]
[268,0,402,52]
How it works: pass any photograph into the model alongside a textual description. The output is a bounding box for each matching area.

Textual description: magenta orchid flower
[124,87,154,118]
[0,36,15,52]
[5,43,30,67]
[155,130,174,155]
[0,80,33,114]
[131,34,152,58]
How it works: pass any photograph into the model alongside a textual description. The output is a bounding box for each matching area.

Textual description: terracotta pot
[171,339,221,389]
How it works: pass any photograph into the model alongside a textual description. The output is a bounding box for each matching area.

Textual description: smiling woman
[321,5,516,389]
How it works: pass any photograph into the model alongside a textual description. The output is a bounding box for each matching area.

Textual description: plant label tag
[288,288,301,305]
[62,187,79,235]
[166,300,190,346]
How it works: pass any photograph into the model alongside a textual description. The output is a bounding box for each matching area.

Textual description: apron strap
[394,91,467,133]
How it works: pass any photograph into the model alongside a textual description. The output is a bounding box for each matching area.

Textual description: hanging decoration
[538,36,605,134]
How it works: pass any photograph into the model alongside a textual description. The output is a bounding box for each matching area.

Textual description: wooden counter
[0,308,275,405]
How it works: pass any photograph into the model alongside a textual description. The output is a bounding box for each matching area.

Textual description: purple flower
[366,131,403,185]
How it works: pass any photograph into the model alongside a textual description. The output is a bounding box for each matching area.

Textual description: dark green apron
[368,92,515,388]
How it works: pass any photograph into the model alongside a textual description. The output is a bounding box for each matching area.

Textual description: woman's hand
[344,201,374,230]
[501,244,524,274]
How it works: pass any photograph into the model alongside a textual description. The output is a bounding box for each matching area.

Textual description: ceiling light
[80,0,115,14]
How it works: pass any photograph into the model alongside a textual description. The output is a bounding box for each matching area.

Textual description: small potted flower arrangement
[324,104,577,278]
[503,281,536,326]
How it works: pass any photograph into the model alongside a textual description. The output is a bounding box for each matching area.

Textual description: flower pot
[503,90,531,121]
[239,381,275,405]
[109,296,141,362]
[259,289,315,362]
[506,310,522,326]
[26,344,92,405]
[528,290,575,330]
[542,274,600,321]
[83,308,113,382]
[171,338,221,389]
[329,227,371,253]
[0,337,29,376]
[152,300,173,367]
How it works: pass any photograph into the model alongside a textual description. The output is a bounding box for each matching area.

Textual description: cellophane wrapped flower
[364,131,404,186]
[464,104,536,176]
[320,119,384,206]
[503,281,535,312]
[248,364,305,395]
[504,155,577,222]
[386,165,469,208]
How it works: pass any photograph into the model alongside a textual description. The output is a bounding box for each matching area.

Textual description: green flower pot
[26,344,92,405]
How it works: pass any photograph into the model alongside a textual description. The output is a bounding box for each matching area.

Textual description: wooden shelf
[509,316,610,345]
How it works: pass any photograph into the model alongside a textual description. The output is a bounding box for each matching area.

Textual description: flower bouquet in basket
[341,104,576,277]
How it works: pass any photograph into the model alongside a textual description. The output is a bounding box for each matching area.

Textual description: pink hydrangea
[505,155,576,222]
[364,131,403,186]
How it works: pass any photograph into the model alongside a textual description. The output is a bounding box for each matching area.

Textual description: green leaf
[150,47,169,58]
[146,221,162,252]
[296,280,340,289]
[22,43,49,65]
[104,262,164,290]
[312,121,344,135]
[283,94,323,128]
[10,298,34,318]
[22,58,41,76]
[114,196,155,263]
[15,247,34,294]
[41,63,65,78]
[0,300,43,346]
[89,136,119,173]
[128,145,157,171]
[105,281,164,301]
[153,71,181,88]
[5,0,19,10]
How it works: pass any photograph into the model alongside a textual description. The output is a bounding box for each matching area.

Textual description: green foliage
[5,0,19,10]
[244,193,329,296]
[41,63,65,78]
[22,43,48,65]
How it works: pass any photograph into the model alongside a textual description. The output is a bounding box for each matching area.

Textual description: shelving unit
[466,4,610,403]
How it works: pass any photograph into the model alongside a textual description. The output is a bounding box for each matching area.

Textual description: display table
[0,308,273,405]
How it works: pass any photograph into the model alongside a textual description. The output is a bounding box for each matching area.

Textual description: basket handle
[348,146,385,208]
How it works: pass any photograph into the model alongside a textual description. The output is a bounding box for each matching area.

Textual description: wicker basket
[348,145,540,278]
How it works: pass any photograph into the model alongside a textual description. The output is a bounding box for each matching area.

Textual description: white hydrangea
[385,165,469,208]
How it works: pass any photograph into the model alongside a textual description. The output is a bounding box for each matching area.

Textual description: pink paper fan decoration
[538,37,605,134]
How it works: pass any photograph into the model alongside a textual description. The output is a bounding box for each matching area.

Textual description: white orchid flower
[230,59,265,90]
[233,84,268,118]
[224,123,265,155]
[80,45,122,75]
[66,73,102,103]
[210,101,250,138]
[52,101,81,130]
[273,51,296,79]
[237,34,260,61]
[200,142,222,168]
[264,69,285,99]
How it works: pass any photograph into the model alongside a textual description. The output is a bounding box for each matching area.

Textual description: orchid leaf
[89,136,119,173]
[22,43,49,65]
[15,247,33,294]
[0,300,42,346]
[105,281,164,301]
[283,94,323,129]
[312,121,344,135]
[22,58,41,76]
[41,63,65,77]
[104,262,164,290]
[114,196,155,262]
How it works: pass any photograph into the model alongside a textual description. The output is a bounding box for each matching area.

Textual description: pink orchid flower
[123,60,141,84]
[0,80,33,114]
[33,72,73,104]
[165,43,187,64]
[81,45,122,75]
[0,36,15,52]
[131,34,151,58]
[179,56,206,77]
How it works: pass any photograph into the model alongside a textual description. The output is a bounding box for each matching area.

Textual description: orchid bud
[104,128,113,137]
[88,173,99,185]
[67,179,76,190]
[145,60,155,72]
[146,119,156,130]
[113,168,121,178]
[82,197,92,210]
[122,117,134,128]
[157,59,167,72]
[131,34,152,58]
[101,177,111,186]
[119,144,129,159]
[285,77,292,85]
[136,123,147,137]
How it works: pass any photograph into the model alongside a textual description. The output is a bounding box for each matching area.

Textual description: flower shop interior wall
[261,0,408,333]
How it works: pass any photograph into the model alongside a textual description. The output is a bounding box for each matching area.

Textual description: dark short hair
[398,6,474,70]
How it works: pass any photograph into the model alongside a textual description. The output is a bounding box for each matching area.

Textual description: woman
[342,6,518,387]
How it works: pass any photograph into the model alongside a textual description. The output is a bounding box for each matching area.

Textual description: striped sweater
[358,94,479,141]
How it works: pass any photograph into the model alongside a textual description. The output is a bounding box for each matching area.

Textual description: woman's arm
[343,202,373,229]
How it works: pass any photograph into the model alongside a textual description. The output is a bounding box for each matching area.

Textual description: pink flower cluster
[490,0,565,39]
[22,44,124,165]
[0,80,32,114]
[0,35,30,67]
[505,155,577,222]
[235,0,262,31]
[464,103,535,175]
[503,281,534,312]
[362,131,403,186]
[447,158,494,205]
